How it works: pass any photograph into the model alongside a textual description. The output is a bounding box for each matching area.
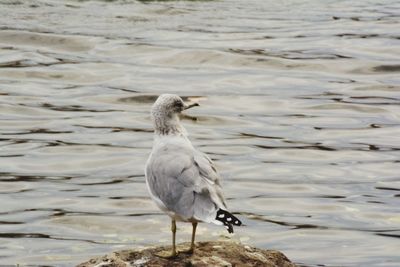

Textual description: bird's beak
[183,102,199,110]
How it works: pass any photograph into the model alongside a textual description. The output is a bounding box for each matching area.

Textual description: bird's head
[151,94,199,135]
[152,94,199,117]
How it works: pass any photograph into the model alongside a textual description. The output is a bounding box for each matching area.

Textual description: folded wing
[145,142,227,223]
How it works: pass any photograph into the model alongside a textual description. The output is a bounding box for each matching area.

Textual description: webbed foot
[155,250,178,259]
[179,246,195,254]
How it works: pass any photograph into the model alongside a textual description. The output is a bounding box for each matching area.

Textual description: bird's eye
[175,101,183,107]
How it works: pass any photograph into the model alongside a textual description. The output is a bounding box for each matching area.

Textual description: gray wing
[146,142,226,222]
[193,149,227,208]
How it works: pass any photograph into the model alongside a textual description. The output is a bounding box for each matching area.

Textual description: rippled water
[0,0,399,266]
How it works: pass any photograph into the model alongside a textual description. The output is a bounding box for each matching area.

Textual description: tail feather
[215,209,242,233]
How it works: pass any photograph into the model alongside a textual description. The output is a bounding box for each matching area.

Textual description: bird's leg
[190,222,197,252]
[156,219,177,258]
[172,219,177,256]
[181,222,197,254]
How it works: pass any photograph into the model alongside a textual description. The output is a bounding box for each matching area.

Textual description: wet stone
[76,241,298,267]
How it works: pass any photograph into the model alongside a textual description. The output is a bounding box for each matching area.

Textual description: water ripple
[0,0,399,266]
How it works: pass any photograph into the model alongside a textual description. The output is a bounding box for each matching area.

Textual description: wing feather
[145,141,227,222]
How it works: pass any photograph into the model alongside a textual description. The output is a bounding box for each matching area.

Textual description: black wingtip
[215,209,242,233]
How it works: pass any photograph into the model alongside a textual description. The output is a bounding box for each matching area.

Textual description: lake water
[0,0,399,266]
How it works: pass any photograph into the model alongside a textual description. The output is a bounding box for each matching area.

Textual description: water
[0,0,399,266]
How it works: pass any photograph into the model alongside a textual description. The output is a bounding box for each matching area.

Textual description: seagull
[145,94,242,257]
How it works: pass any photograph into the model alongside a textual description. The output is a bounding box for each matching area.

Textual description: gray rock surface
[77,241,298,267]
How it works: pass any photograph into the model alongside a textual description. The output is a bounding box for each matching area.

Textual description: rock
[77,241,297,267]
